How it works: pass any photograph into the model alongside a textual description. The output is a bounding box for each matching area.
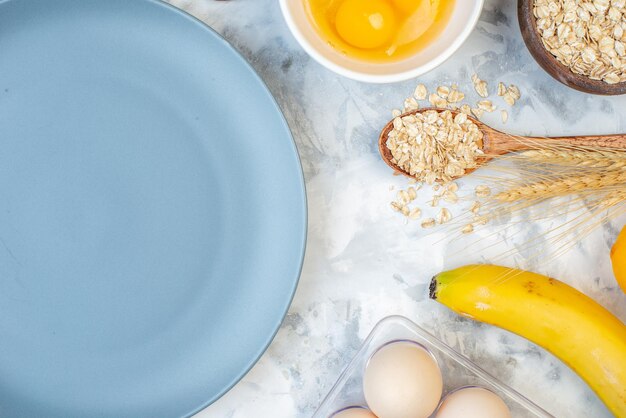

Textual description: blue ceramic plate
[0,1,306,416]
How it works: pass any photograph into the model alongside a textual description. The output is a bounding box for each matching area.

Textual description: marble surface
[165,1,626,417]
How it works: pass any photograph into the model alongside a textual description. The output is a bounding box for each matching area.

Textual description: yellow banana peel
[430,264,626,417]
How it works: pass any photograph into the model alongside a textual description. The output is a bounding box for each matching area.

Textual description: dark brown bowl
[518,0,626,95]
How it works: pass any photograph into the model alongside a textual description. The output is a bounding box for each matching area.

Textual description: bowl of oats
[519,0,626,95]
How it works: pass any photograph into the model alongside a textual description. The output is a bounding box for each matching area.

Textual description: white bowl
[279,0,484,83]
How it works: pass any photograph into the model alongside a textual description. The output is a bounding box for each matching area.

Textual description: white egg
[332,406,379,418]
[435,387,511,418]
[363,341,442,418]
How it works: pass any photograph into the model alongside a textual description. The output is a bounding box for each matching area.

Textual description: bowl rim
[279,0,485,84]
[518,0,626,95]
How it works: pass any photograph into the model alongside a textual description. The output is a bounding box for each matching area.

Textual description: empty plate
[0,0,306,416]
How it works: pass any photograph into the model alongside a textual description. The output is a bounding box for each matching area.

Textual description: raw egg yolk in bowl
[304,0,456,63]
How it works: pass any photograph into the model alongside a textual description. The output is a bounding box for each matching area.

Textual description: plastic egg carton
[312,315,554,418]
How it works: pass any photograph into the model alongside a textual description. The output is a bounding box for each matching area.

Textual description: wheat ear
[514,148,626,169]
[494,170,626,203]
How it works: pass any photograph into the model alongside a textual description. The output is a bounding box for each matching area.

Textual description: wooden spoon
[379,108,626,180]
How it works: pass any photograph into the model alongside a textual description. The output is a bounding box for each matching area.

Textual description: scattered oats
[392,108,402,118]
[460,104,472,115]
[414,84,428,100]
[408,187,418,200]
[476,81,489,98]
[471,107,484,119]
[398,190,410,204]
[404,97,419,111]
[533,0,626,83]
[409,207,422,219]
[447,89,465,103]
[508,85,521,100]
[446,182,459,193]
[433,184,441,191]
[391,202,403,212]
[503,92,516,106]
[475,185,492,197]
[497,82,506,96]
[437,208,452,224]
[461,224,474,234]
[429,93,448,108]
[472,74,489,97]
[401,206,410,216]
[431,195,441,207]
[437,85,451,98]
[443,191,459,203]
[470,201,481,213]
[501,109,509,123]
[421,218,436,228]
[477,100,497,112]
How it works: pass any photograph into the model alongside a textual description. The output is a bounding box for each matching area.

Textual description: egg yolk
[391,0,421,14]
[335,0,397,49]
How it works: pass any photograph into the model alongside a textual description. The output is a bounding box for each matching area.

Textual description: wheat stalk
[598,189,626,208]
[494,170,626,203]
[515,148,626,169]
[443,138,626,263]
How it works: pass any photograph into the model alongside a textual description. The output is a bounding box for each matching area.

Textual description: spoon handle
[539,134,626,149]
[484,131,626,155]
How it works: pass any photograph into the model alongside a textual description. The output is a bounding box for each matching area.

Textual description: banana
[430,264,626,417]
